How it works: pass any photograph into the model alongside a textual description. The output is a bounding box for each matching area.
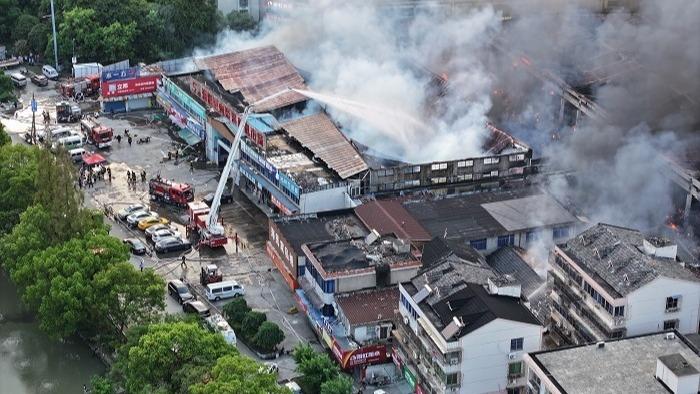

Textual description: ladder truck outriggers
[187,90,290,248]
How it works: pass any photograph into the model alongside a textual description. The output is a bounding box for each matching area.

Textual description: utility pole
[30,94,37,145]
[50,0,58,71]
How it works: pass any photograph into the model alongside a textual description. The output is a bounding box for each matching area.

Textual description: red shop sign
[101,75,160,98]
[341,344,387,369]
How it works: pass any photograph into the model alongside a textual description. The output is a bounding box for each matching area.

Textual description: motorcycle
[137,136,151,144]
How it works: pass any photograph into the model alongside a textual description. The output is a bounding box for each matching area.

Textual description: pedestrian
[127,170,131,185]
[116,135,122,144]
[139,260,144,272]
[107,167,112,182]
[174,150,178,161]
[124,128,129,137]
[128,136,132,146]
[78,177,83,189]
[141,170,146,183]
[189,161,194,173]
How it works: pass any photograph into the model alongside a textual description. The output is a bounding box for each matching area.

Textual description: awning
[178,128,202,145]
[82,152,106,166]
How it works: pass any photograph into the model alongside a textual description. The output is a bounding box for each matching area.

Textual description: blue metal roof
[247,114,278,134]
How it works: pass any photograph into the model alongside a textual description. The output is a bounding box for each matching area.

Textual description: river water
[0,270,106,393]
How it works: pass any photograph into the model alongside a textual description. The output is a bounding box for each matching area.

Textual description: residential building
[549,223,700,346]
[395,244,543,394]
[336,286,400,346]
[403,187,578,255]
[300,235,421,316]
[267,210,368,290]
[355,199,432,245]
[524,331,700,394]
[218,0,261,21]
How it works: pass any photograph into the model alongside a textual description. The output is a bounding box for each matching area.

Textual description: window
[404,179,420,187]
[239,0,248,8]
[484,157,500,165]
[583,281,614,315]
[431,162,448,171]
[509,153,525,162]
[379,326,390,339]
[666,296,680,312]
[498,234,515,247]
[456,174,473,182]
[553,226,570,239]
[614,306,625,317]
[445,372,460,386]
[525,230,540,243]
[663,319,679,330]
[431,177,447,184]
[401,293,419,321]
[222,286,232,292]
[508,362,523,377]
[470,239,487,250]
[322,279,335,294]
[457,160,473,168]
[510,337,524,351]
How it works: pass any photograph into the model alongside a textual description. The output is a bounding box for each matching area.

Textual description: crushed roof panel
[481,194,577,232]
[273,211,368,255]
[560,223,700,297]
[355,200,431,242]
[486,246,545,299]
[336,287,400,327]
[195,46,307,112]
[281,113,368,179]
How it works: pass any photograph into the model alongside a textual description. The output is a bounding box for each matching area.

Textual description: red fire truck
[61,75,100,99]
[80,118,113,149]
[186,201,227,248]
[149,176,194,207]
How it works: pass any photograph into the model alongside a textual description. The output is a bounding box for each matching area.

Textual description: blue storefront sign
[102,67,140,82]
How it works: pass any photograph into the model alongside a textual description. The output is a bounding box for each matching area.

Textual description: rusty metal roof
[336,287,400,327]
[354,199,431,242]
[281,113,368,179]
[195,46,307,112]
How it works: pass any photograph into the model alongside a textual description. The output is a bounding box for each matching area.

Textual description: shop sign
[164,78,206,119]
[271,195,293,215]
[392,347,402,368]
[102,75,159,98]
[403,365,417,389]
[341,344,388,369]
[278,171,301,199]
[321,328,334,349]
[101,66,139,82]
[332,341,344,362]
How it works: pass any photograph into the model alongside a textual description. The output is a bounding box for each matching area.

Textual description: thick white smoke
[196,1,502,163]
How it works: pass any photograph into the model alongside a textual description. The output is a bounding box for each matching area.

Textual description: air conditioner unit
[665,332,676,340]
[403,316,409,325]
[509,378,518,385]
[508,353,517,360]
[449,358,459,366]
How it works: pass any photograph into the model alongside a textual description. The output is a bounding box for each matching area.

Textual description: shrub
[241,311,266,340]
[253,321,284,353]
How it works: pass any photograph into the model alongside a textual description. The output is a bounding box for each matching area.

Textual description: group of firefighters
[78,164,111,189]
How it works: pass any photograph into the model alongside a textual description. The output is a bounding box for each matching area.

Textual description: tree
[13,39,30,56]
[241,311,267,340]
[12,14,40,43]
[189,355,290,394]
[0,144,38,234]
[111,321,236,393]
[253,321,285,353]
[293,344,341,394]
[227,11,256,32]
[222,297,250,330]
[320,375,353,394]
[0,74,15,103]
[27,23,50,56]
[0,0,21,43]
[0,122,10,146]
[93,262,165,341]
[90,376,115,394]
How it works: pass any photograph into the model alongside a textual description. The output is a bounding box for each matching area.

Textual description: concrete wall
[337,272,376,293]
[626,277,700,336]
[299,185,353,214]
[458,319,542,393]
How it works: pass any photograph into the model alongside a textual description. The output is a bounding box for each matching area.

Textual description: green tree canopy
[112,321,236,393]
[0,122,10,146]
[241,311,267,340]
[27,23,50,56]
[253,321,285,353]
[222,297,250,330]
[12,14,40,43]
[227,11,256,32]
[0,74,15,103]
[320,375,353,394]
[189,354,290,394]
[293,344,341,394]
[0,143,38,234]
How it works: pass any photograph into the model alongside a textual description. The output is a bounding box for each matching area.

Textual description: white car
[205,313,236,346]
[118,204,147,221]
[126,210,158,227]
[151,228,180,243]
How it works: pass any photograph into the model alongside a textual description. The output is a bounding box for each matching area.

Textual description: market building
[100,67,160,113]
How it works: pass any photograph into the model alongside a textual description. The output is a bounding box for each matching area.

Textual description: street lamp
[50,0,58,70]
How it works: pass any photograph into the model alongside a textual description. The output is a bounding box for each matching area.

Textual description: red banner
[337,344,388,369]
[101,75,160,98]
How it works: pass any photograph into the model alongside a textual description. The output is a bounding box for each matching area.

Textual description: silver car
[151,228,180,243]
[145,223,170,237]
[117,204,146,220]
[126,210,158,227]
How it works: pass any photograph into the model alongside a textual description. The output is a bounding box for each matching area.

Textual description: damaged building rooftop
[558,223,700,298]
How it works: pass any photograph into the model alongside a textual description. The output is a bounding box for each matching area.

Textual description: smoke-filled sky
[197,0,700,231]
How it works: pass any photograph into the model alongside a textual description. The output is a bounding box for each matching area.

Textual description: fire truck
[149,176,195,207]
[61,75,100,99]
[80,117,113,149]
[56,101,82,123]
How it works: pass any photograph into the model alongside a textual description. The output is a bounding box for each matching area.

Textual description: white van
[69,148,86,162]
[10,72,27,88]
[54,134,84,150]
[42,65,58,80]
[205,280,244,301]
[49,127,76,141]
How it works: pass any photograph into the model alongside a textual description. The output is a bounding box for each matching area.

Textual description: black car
[203,191,233,206]
[123,238,147,255]
[154,237,192,254]
[182,300,211,317]
[167,279,194,304]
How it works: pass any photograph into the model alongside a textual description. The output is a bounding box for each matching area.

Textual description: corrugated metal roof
[336,287,400,327]
[355,199,431,242]
[281,113,368,179]
[195,46,307,112]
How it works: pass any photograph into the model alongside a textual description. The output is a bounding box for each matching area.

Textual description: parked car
[117,204,146,220]
[205,280,244,301]
[167,279,194,304]
[204,313,237,346]
[123,238,146,255]
[151,228,180,243]
[145,223,170,237]
[259,362,279,375]
[127,210,158,227]
[137,216,170,231]
[155,237,192,253]
[203,190,233,206]
[42,64,59,80]
[182,300,211,317]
